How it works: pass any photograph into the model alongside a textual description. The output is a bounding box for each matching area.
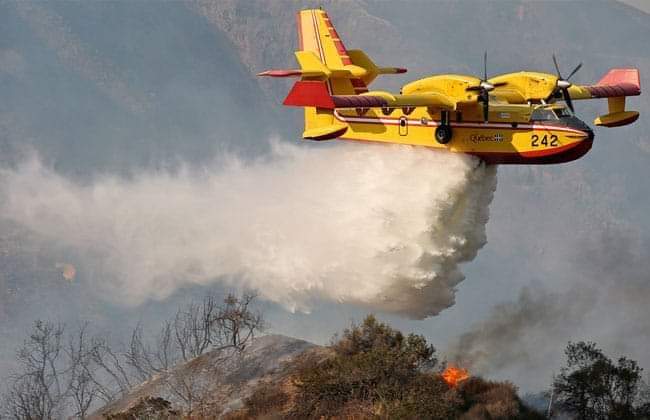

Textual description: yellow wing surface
[489,69,641,127]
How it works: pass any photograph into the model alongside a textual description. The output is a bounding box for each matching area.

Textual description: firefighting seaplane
[259,9,641,164]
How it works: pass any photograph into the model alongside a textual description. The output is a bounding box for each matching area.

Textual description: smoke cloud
[0,142,496,319]
[446,224,650,390]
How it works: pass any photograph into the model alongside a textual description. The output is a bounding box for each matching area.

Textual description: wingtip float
[260,9,641,165]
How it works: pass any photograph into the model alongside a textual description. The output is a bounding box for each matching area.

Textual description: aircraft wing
[570,69,641,127]
[489,68,641,127]
[283,81,457,110]
[568,68,641,100]
[488,69,641,103]
[333,91,456,109]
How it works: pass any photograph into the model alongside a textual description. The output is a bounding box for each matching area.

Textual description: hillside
[95,325,544,419]
[92,335,320,418]
[1,0,649,395]
[0,0,278,174]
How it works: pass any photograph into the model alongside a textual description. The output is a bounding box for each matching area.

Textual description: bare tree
[124,292,265,382]
[164,360,213,415]
[3,374,49,420]
[88,336,133,401]
[153,320,175,373]
[124,319,177,381]
[124,323,156,382]
[214,292,264,350]
[2,292,266,417]
[162,292,265,414]
[173,295,219,362]
[177,292,264,357]
[1,321,129,419]
[2,320,66,420]
[65,323,103,418]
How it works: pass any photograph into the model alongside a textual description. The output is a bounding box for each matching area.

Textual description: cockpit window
[553,107,573,118]
[530,108,558,121]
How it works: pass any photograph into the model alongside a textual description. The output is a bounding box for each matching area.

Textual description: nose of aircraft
[563,116,593,141]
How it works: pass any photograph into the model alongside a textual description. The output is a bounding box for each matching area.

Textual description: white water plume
[0,142,497,318]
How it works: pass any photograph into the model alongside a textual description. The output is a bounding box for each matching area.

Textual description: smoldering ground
[0,142,497,319]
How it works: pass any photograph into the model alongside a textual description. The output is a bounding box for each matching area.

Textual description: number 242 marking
[531,134,558,147]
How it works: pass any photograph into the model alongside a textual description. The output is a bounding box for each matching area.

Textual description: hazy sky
[618,0,650,14]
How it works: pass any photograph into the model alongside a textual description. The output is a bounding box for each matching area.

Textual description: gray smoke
[447,224,650,390]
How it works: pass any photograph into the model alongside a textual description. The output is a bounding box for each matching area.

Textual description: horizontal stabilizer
[257,69,303,78]
[259,45,406,86]
[295,51,332,78]
[347,49,406,85]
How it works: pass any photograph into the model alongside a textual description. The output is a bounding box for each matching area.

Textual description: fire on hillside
[442,366,470,387]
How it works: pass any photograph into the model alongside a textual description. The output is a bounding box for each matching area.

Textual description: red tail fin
[283,81,335,108]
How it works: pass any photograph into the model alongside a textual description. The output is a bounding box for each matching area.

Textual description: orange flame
[442,366,470,387]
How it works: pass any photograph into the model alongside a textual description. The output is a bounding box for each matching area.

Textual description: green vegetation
[243,315,543,419]
[8,312,650,419]
[553,341,650,419]
[288,315,456,419]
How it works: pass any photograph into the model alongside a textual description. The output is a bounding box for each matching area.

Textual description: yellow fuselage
[334,105,593,164]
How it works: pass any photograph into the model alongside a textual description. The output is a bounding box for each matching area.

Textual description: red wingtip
[395,68,408,74]
[589,68,641,97]
[597,68,640,89]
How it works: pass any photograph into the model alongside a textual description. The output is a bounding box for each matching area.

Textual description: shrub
[554,341,649,419]
[385,374,462,419]
[458,377,544,420]
[289,315,456,419]
[244,382,289,417]
[287,315,543,419]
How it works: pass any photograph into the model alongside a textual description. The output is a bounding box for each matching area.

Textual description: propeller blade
[552,54,562,78]
[545,89,556,104]
[566,62,583,81]
[547,55,582,110]
[483,100,489,122]
[562,88,575,112]
[484,51,488,81]
[492,82,508,88]
[466,86,482,92]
